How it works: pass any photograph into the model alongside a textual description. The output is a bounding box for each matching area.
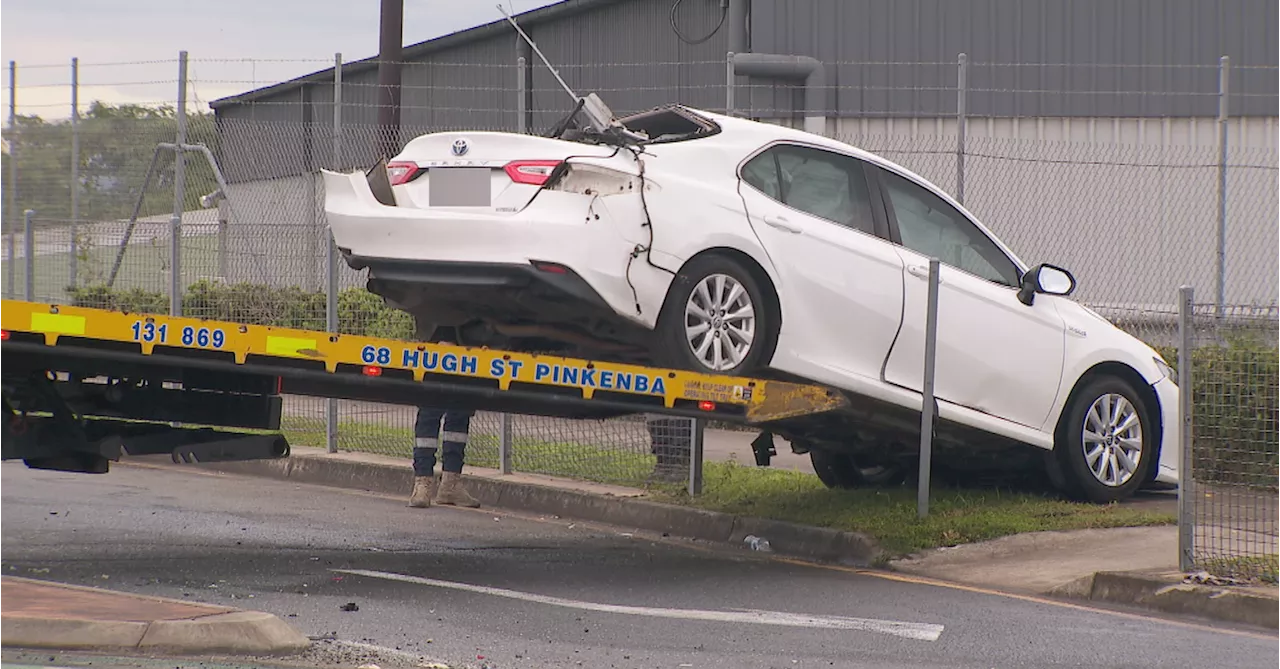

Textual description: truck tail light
[504,160,562,186]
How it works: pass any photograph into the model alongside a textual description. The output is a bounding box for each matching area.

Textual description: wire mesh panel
[2,54,1276,508]
[1186,304,1279,583]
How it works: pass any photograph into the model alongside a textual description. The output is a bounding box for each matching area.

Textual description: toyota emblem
[451,138,469,156]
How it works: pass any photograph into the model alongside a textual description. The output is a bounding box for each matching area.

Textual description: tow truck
[1,298,848,474]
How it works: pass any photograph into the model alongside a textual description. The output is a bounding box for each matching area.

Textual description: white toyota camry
[322,96,1180,503]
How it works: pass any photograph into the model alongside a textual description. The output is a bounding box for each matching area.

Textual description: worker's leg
[409,405,444,508]
[433,409,481,508]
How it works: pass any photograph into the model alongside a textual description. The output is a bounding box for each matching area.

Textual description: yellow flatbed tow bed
[1,299,848,473]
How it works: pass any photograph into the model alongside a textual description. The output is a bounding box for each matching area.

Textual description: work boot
[408,475,437,508]
[434,471,481,508]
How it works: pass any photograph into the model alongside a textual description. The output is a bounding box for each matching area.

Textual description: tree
[0,101,219,227]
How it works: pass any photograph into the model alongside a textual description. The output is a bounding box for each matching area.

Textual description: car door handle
[907,265,943,284]
[763,214,801,234]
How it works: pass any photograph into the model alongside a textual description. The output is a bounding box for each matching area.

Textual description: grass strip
[278,416,1175,557]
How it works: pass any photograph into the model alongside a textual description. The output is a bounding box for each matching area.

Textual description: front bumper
[1151,375,1180,485]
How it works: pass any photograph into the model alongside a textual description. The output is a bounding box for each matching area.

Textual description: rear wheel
[810,449,907,489]
[1053,375,1156,503]
[656,254,777,376]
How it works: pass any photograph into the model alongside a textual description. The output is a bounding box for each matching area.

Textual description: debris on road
[1184,570,1249,587]
[341,601,360,611]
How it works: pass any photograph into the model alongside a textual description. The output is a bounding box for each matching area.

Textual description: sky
[1,0,563,119]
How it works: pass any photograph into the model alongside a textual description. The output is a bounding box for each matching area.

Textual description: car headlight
[1153,357,1177,386]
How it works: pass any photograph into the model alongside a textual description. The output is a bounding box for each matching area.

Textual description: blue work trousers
[413,406,473,476]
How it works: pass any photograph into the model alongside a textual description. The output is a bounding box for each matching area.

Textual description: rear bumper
[341,255,613,312]
[321,168,661,328]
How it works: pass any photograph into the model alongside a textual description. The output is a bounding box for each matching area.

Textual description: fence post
[725,51,735,116]
[326,52,344,455]
[1177,285,1195,572]
[688,417,705,496]
[1215,56,1229,320]
[956,53,968,205]
[23,210,34,301]
[169,51,188,317]
[499,413,513,474]
[917,257,941,518]
[516,56,527,134]
[7,60,17,300]
[69,57,79,289]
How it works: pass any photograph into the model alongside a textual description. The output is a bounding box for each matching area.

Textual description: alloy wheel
[1081,392,1144,487]
[684,273,756,371]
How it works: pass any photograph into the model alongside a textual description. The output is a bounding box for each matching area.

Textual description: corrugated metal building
[209,0,1279,308]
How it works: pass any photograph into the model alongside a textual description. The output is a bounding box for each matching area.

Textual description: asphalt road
[2,462,1274,669]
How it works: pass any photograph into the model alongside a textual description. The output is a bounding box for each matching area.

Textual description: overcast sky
[1,0,562,118]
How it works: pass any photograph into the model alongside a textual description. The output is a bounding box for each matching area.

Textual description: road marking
[774,558,1278,641]
[335,568,945,642]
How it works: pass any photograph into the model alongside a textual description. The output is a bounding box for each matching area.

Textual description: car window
[877,168,1020,287]
[741,145,876,235]
[740,152,781,200]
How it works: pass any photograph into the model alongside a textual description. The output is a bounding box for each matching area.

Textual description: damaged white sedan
[322,99,1179,503]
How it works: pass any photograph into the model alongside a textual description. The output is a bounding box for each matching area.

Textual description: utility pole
[376,0,404,161]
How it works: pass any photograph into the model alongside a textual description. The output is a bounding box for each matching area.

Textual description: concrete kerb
[122,446,884,567]
[1047,571,1280,630]
[0,578,311,655]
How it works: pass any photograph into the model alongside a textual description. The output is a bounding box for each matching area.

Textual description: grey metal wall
[522,0,730,131]
[213,0,1279,184]
[747,0,1278,118]
[213,0,733,184]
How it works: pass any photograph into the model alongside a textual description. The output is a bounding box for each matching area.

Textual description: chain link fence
[2,57,1277,535]
[1177,295,1278,583]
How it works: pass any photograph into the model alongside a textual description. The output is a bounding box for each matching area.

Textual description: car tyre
[810,449,907,489]
[656,254,777,377]
[1054,375,1156,504]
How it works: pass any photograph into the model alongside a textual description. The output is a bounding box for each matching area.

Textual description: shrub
[1157,337,1279,490]
[66,282,414,341]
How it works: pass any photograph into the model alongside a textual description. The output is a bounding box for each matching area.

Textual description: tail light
[504,160,562,186]
[387,161,421,186]
[530,260,569,275]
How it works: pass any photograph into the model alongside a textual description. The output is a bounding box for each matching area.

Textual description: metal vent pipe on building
[724,0,827,134]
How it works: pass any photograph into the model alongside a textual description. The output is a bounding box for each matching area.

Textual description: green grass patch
[650,461,1176,557]
[1198,555,1280,585]
[277,416,1174,557]
[278,416,658,486]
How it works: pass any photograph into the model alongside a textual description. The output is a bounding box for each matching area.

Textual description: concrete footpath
[121,446,1278,631]
[0,576,310,654]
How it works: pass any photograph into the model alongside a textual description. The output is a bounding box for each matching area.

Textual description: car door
[737,142,906,385]
[870,164,1068,431]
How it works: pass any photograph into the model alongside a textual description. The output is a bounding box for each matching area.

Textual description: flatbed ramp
[1,299,848,473]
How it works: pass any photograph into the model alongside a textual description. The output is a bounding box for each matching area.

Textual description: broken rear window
[618,106,720,144]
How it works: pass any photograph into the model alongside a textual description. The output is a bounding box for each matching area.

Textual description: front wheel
[656,254,776,376]
[1053,375,1157,503]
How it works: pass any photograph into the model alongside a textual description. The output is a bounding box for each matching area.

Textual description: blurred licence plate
[429,167,491,206]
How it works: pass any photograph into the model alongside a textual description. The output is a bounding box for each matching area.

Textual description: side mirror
[1017,263,1077,306]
